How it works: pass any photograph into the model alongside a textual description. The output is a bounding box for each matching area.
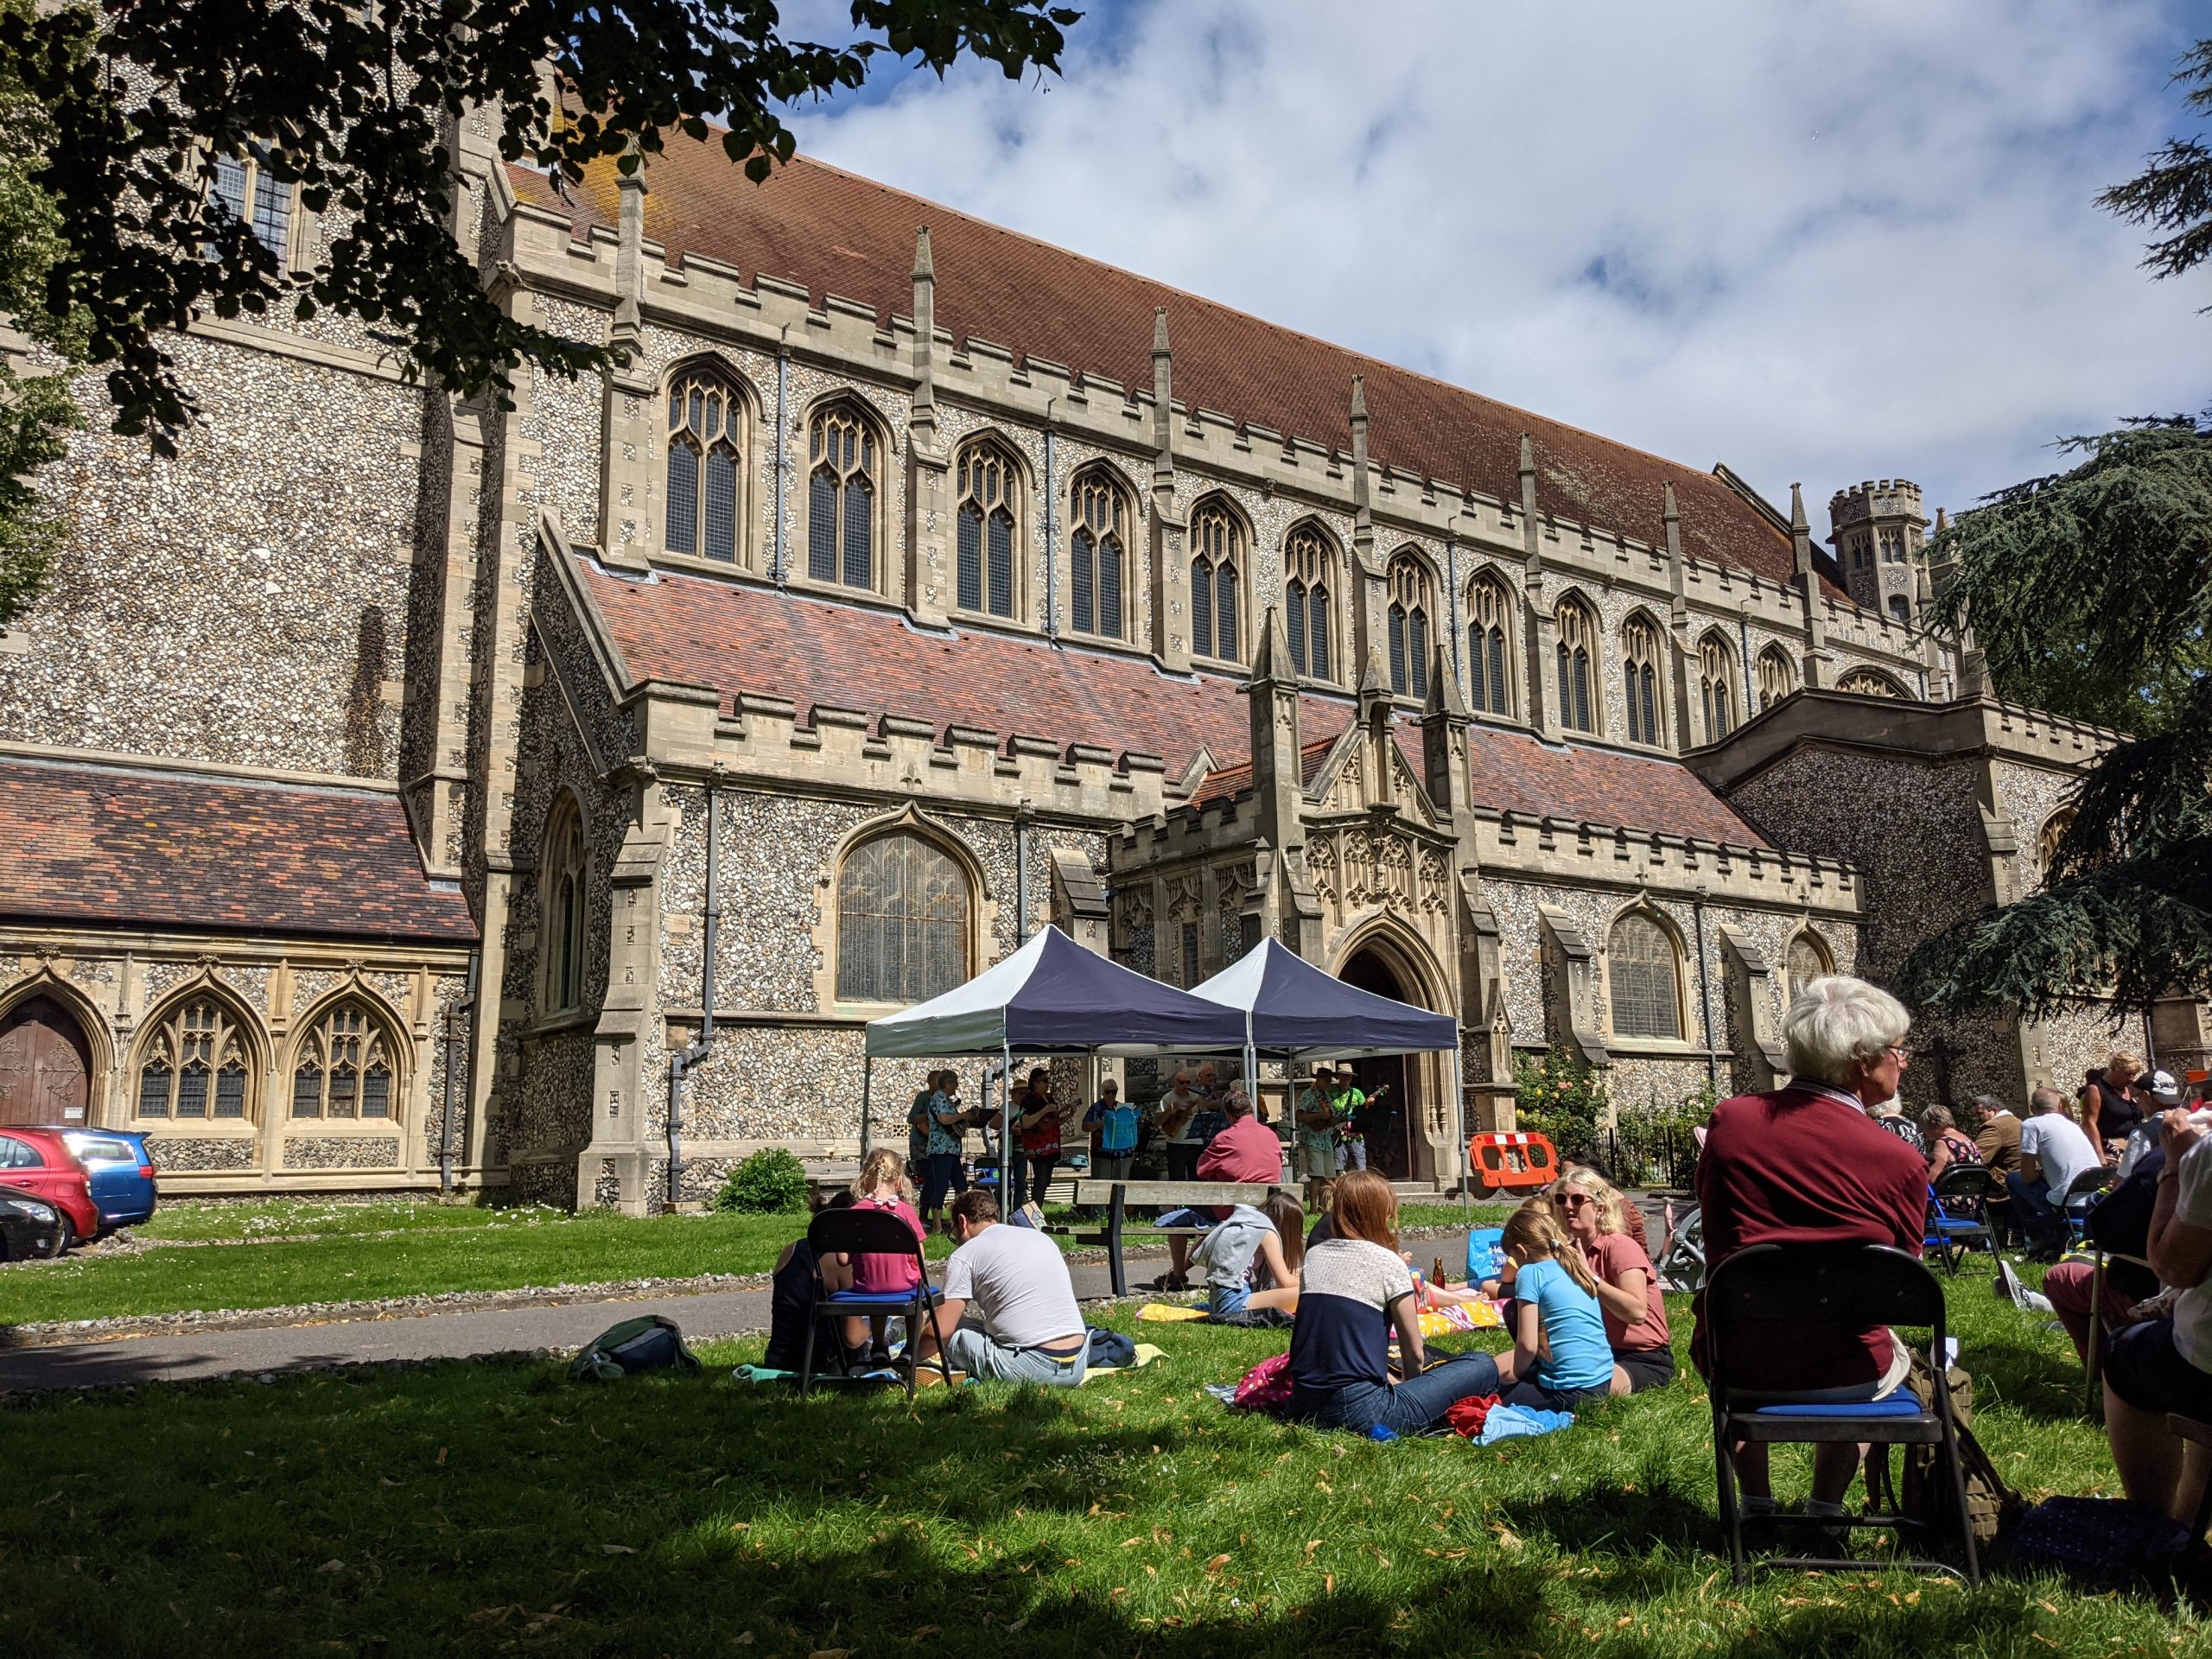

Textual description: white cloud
[790,0,2206,528]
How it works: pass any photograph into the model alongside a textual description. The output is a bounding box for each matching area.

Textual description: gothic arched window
[1555,598,1598,734]
[1622,613,1663,746]
[1699,632,1737,742]
[1756,645,1796,711]
[1069,467,1129,640]
[539,796,588,1015]
[806,404,879,590]
[1784,931,1833,997]
[836,831,972,1005]
[1386,551,1433,699]
[1607,912,1683,1042]
[290,1001,398,1121]
[1880,527,1906,563]
[1466,573,1513,717]
[137,996,255,1121]
[1189,499,1244,663]
[1282,524,1335,681]
[663,367,746,563]
[956,438,1020,620]
[1837,667,1905,698]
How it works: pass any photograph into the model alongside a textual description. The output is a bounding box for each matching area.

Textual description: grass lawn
[1,1279,2203,1657]
[0,1199,1510,1326]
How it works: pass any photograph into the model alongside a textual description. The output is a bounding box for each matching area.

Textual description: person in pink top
[1554,1165,1675,1394]
[842,1147,928,1360]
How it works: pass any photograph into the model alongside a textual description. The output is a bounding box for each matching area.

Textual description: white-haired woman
[1691,976,1930,1529]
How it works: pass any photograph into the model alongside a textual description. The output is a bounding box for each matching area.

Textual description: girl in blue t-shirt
[1497,1199,1618,1411]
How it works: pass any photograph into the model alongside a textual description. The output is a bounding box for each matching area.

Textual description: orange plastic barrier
[1466,1131,1559,1195]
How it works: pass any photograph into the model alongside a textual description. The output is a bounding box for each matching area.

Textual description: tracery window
[1698,632,1737,742]
[289,1001,397,1121]
[1466,574,1513,716]
[1837,667,1904,698]
[836,832,971,1005]
[207,143,292,262]
[1386,552,1433,700]
[1622,614,1663,746]
[136,998,253,1121]
[1188,499,1243,663]
[1888,594,1910,623]
[2037,807,2076,885]
[956,439,1020,619]
[540,797,588,1015]
[1282,524,1334,680]
[1555,598,1598,734]
[1607,912,1683,1042]
[1880,527,1906,563]
[1069,467,1128,640]
[664,369,746,563]
[1784,931,1833,996]
[806,405,878,590]
[1756,645,1796,711]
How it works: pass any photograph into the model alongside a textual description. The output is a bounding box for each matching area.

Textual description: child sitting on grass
[1495,1198,1618,1411]
[1192,1188,1306,1325]
[844,1147,928,1361]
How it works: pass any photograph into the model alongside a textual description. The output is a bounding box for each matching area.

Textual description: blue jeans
[944,1326,1090,1386]
[1294,1351,1502,1435]
[2006,1171,2062,1242]
[922,1153,967,1216]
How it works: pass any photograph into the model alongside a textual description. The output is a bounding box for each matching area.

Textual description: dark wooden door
[0,997,92,1126]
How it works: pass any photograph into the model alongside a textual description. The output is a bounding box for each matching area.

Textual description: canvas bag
[570,1315,702,1382]
[1894,1345,2021,1548]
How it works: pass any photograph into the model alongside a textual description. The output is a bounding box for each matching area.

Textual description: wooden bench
[1055,1179,1282,1298]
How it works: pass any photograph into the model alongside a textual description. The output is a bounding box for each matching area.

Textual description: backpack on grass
[570,1315,701,1382]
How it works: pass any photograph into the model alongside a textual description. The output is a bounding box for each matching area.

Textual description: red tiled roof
[510,148,1836,595]
[1194,738,1340,812]
[1465,724,1769,849]
[0,760,478,944]
[575,559,1767,848]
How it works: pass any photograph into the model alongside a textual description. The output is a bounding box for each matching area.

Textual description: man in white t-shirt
[2101,1107,2212,1524]
[2010,1086,2101,1256]
[910,1188,1089,1386]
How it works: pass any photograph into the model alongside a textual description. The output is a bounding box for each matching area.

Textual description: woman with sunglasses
[1553,1165,1675,1394]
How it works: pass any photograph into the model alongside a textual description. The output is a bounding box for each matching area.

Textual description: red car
[0,1128,99,1250]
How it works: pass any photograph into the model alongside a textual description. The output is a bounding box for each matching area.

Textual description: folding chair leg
[2087,1258,2105,1414]
[1942,1429,1982,1586]
[1713,1421,1750,1586]
[799,1313,817,1395]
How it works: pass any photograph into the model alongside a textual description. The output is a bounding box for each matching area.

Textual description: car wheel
[52,1212,76,1256]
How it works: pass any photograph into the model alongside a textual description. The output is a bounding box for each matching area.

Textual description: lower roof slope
[0,759,478,944]
[575,561,1770,850]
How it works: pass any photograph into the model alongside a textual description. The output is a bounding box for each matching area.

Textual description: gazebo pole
[1454,1039,1470,1220]
[1000,1039,1014,1207]
[861,1053,874,1161]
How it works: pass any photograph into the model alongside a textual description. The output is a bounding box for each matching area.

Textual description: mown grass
[0,1284,2202,1658]
[4,1198,1509,1326]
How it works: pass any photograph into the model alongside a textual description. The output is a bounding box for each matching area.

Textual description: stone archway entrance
[1340,948,1420,1182]
[0,995,92,1126]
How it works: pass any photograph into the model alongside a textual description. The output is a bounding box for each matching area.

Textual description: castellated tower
[1828,479,1927,625]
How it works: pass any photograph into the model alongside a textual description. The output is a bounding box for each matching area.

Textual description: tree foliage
[0,0,1080,456]
[2100,38,2212,289]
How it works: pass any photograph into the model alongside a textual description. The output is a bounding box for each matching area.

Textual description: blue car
[54,1128,158,1233]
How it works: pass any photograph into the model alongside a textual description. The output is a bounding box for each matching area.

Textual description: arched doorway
[1340,948,1420,1181]
[0,995,93,1126]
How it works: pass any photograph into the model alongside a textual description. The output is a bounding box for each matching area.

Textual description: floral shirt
[925,1090,965,1158]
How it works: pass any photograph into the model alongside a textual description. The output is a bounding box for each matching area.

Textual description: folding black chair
[1707,1243,1980,1585]
[1926,1166,1998,1274]
[798,1206,950,1399]
[2059,1165,2116,1249]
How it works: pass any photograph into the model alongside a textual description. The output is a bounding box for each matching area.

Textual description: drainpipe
[1691,893,1719,1092]
[439,952,478,1195]
[772,334,791,588]
[1446,533,1462,697]
[664,783,722,1210]
[1735,610,1755,722]
[1014,804,1032,945]
[1042,413,1058,641]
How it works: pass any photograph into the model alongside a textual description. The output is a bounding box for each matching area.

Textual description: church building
[0,118,2173,1208]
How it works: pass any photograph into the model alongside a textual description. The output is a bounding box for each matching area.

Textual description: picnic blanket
[1137,1301,1213,1322]
[1419,1300,1504,1336]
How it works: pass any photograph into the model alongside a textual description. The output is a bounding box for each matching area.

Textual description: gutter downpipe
[772,335,791,588]
[1736,611,1756,724]
[1692,893,1719,1093]
[665,783,722,1210]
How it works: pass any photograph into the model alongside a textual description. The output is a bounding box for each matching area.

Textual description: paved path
[0,1254,1175,1395]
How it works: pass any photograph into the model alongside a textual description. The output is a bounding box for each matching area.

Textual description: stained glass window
[664,368,745,563]
[808,406,878,590]
[1467,575,1511,715]
[1189,500,1244,662]
[836,833,971,1005]
[957,441,1020,619]
[1608,912,1681,1041]
[1556,601,1598,734]
[291,1001,397,1122]
[137,998,254,1122]
[1071,469,1129,639]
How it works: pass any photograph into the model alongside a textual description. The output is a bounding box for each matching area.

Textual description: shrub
[713,1148,810,1215]
[1512,1046,1608,1163]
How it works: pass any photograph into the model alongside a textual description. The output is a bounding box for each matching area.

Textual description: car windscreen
[66,1136,137,1165]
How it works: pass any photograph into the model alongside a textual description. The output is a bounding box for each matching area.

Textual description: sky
[779,0,2209,531]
